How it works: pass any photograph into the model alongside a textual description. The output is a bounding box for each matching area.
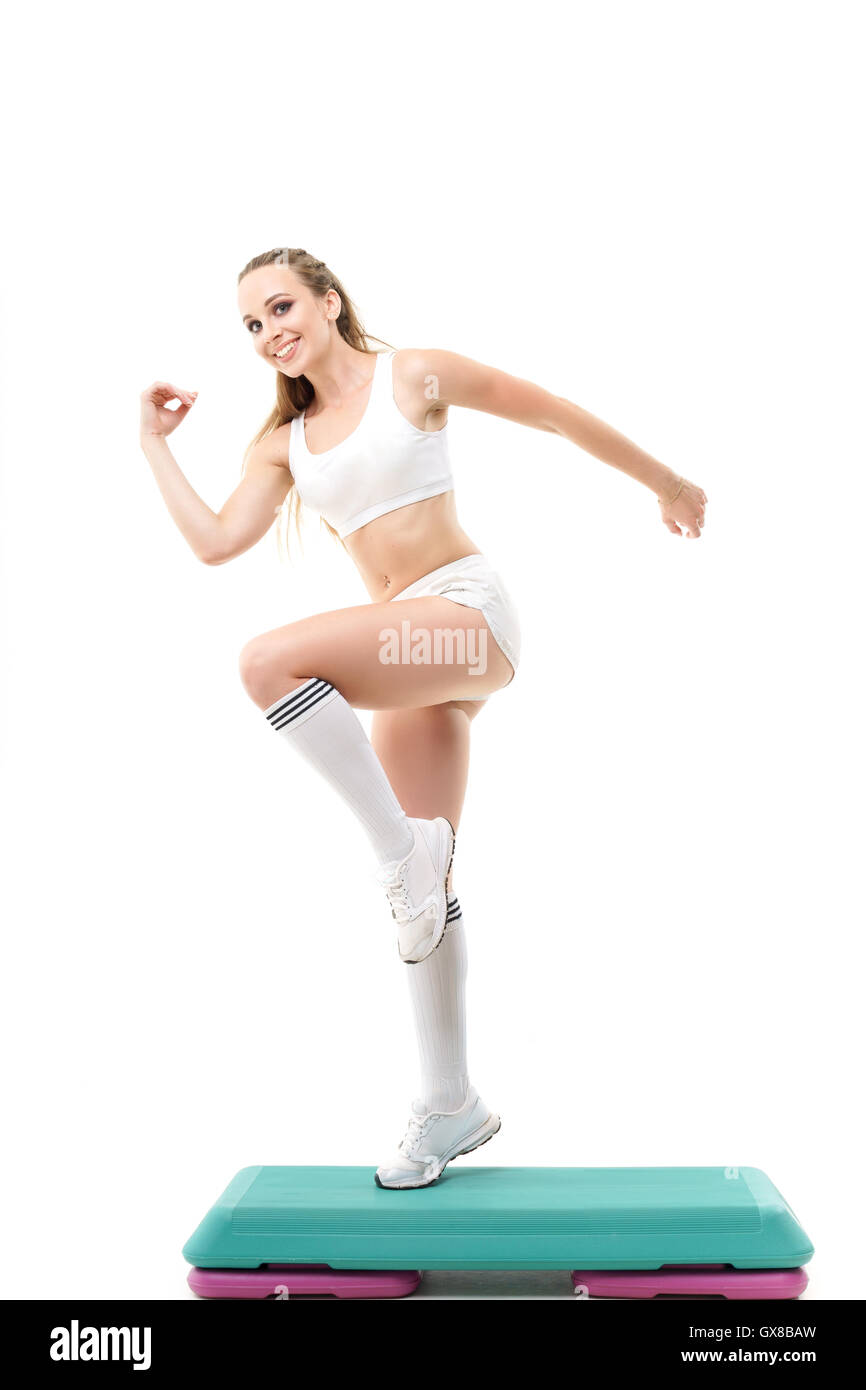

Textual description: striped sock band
[445,893,463,932]
[265,677,340,732]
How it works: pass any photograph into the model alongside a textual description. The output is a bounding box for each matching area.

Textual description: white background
[1,0,862,1301]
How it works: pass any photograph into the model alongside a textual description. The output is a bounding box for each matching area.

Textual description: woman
[139,247,707,1190]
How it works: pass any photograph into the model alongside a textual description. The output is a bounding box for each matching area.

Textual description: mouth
[274,337,300,361]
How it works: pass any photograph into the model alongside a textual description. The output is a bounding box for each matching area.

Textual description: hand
[657,475,707,538]
[140,381,199,438]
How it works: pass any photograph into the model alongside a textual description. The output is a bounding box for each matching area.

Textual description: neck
[303,348,377,414]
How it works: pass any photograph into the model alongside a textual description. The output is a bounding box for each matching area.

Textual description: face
[238,265,338,375]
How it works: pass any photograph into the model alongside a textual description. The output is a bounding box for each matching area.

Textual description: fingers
[143,382,199,407]
[665,515,703,537]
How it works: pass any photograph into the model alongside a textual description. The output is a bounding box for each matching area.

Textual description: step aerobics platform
[182,1165,813,1299]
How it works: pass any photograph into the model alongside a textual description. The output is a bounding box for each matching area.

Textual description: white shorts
[387,552,521,698]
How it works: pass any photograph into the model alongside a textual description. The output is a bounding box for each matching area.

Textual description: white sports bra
[289,349,454,539]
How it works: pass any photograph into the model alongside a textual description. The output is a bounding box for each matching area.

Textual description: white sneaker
[375,1086,501,1189]
[375,817,455,964]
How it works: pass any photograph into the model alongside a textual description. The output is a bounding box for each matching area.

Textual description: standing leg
[371,700,483,1113]
[370,698,502,1187]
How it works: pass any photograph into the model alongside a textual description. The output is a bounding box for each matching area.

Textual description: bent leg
[239,596,512,712]
[241,600,498,894]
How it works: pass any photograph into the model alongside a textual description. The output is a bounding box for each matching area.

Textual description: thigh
[246,596,513,710]
[370,701,484,833]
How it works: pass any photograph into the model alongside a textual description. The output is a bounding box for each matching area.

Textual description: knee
[238,636,278,705]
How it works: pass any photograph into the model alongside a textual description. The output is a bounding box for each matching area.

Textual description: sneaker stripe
[445,896,462,923]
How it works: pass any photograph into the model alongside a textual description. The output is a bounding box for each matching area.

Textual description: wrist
[656,471,684,506]
[634,454,680,501]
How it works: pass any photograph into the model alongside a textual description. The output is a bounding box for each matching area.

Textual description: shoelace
[399,1111,435,1158]
[376,862,413,924]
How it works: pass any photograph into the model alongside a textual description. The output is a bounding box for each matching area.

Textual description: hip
[386,551,522,687]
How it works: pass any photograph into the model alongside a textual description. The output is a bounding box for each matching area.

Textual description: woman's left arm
[408,349,707,539]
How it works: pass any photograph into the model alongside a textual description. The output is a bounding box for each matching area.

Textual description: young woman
[139,247,707,1190]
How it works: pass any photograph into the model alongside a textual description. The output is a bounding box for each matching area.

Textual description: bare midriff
[343,490,482,602]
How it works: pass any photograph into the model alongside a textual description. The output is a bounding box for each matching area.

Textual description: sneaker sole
[400,818,456,967]
[373,1111,501,1191]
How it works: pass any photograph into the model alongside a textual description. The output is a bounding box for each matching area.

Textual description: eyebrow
[242,292,291,324]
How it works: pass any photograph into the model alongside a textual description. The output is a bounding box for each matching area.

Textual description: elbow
[197,525,236,565]
[198,544,232,566]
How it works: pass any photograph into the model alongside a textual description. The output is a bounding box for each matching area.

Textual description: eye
[246,301,293,334]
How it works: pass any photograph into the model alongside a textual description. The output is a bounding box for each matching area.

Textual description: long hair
[238,247,396,558]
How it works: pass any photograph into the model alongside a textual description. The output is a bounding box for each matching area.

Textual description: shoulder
[391,348,457,425]
[391,347,450,395]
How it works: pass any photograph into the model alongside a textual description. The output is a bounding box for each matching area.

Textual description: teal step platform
[183,1166,813,1273]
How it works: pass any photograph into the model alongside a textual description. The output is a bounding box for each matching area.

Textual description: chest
[302,369,446,455]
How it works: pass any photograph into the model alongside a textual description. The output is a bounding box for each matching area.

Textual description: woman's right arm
[139,381,293,564]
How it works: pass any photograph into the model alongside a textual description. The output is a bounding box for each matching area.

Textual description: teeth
[276,339,299,359]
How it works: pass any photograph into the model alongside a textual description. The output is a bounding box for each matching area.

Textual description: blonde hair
[238,247,396,558]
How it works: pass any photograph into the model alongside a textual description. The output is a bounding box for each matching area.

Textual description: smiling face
[238,264,339,375]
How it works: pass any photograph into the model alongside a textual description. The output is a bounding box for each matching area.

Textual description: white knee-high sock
[406,893,470,1113]
[264,678,414,867]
